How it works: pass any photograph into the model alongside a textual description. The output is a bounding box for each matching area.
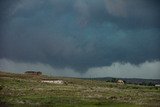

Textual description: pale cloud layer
[0,58,159,79]
[86,61,160,79]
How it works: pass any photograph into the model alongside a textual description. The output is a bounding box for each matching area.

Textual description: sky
[0,0,160,79]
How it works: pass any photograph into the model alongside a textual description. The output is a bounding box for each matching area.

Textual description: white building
[155,84,160,87]
[41,79,64,84]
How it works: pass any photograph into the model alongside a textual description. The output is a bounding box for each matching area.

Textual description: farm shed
[25,71,42,75]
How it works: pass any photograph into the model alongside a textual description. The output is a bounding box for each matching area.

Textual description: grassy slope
[0,71,160,107]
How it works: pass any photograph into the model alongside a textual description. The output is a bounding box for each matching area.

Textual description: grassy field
[0,71,160,107]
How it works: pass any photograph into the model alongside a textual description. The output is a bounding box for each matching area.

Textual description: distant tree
[111,78,117,83]
[123,80,126,84]
[140,82,155,86]
[140,82,147,86]
[147,82,155,86]
[106,80,109,82]
[0,85,4,90]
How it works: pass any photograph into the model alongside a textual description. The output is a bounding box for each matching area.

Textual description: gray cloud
[0,0,160,72]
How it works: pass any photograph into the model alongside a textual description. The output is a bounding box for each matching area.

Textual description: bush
[0,85,4,91]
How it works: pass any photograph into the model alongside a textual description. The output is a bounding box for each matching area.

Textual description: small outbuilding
[155,84,160,87]
[117,80,124,85]
[25,71,42,75]
[41,79,65,85]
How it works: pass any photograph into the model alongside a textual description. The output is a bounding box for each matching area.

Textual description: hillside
[84,77,160,85]
[0,71,160,107]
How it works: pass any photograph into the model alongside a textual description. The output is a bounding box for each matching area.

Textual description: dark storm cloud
[0,0,160,71]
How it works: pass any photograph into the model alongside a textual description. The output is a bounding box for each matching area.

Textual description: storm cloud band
[0,0,160,72]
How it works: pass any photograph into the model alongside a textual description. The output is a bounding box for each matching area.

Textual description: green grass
[0,71,160,107]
